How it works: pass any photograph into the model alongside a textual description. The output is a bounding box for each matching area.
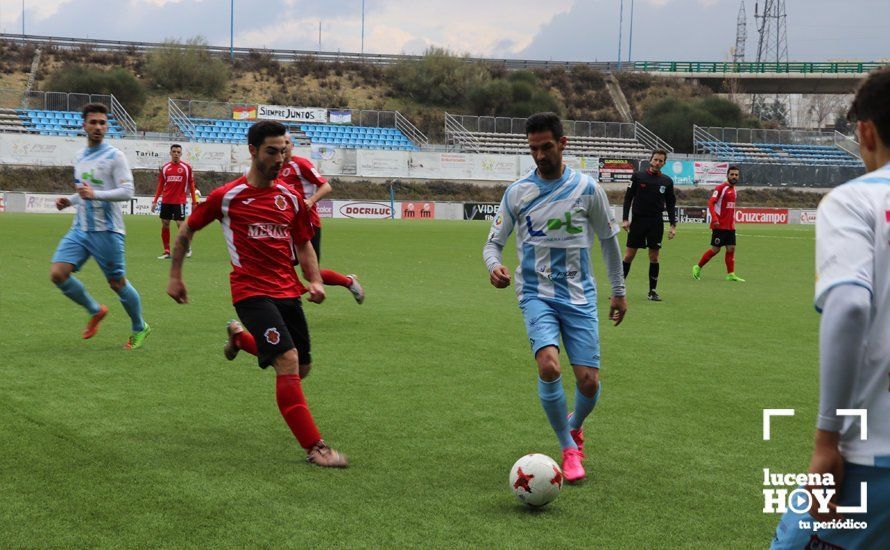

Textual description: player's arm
[80,152,134,201]
[589,183,627,325]
[299,159,331,207]
[707,187,720,228]
[167,223,196,303]
[167,189,223,304]
[152,168,164,209]
[808,190,875,520]
[307,182,332,207]
[665,179,677,237]
[621,174,636,230]
[292,203,325,304]
[482,191,516,289]
[188,167,197,206]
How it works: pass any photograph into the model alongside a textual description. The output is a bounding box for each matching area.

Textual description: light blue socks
[569,383,602,431]
[538,376,576,450]
[56,276,100,315]
[115,281,145,332]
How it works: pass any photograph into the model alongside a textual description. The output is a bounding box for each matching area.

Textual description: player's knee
[623,250,636,262]
[577,375,599,397]
[50,266,69,285]
[272,349,300,375]
[108,277,126,291]
[535,349,561,380]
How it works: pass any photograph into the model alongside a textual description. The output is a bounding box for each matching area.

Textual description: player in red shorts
[692,166,745,282]
[279,132,364,304]
[152,144,197,259]
[166,120,347,468]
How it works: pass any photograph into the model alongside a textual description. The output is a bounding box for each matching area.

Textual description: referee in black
[621,149,677,301]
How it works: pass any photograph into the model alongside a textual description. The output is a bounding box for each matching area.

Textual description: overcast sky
[1,0,886,62]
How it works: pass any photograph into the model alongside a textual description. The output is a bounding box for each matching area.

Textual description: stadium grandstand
[445,113,673,158]
[0,90,135,138]
[693,125,863,167]
[168,98,426,150]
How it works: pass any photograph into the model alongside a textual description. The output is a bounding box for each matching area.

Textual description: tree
[45,65,147,114]
[145,36,230,99]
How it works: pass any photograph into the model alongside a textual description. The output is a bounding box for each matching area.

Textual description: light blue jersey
[484,166,619,306]
[69,143,134,234]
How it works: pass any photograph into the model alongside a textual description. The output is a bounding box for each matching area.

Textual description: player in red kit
[693,166,745,282]
[152,144,197,259]
[279,132,365,304]
[166,121,347,468]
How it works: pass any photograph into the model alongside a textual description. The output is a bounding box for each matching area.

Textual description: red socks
[235,331,258,355]
[161,226,171,253]
[698,249,717,267]
[276,374,321,450]
[725,250,735,273]
[320,269,352,287]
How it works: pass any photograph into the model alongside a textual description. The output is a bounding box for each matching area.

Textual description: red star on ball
[513,467,534,492]
[550,465,563,488]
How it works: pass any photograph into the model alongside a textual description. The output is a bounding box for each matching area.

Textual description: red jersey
[154,161,196,205]
[186,176,314,304]
[278,156,327,227]
[708,182,737,230]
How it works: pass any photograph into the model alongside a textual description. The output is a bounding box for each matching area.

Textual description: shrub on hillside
[44,65,147,114]
[467,70,562,117]
[145,37,230,98]
[642,96,760,153]
[387,47,489,107]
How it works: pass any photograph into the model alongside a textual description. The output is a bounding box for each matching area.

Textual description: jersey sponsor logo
[166,175,184,183]
[525,210,584,237]
[247,223,290,239]
[264,328,281,345]
[79,170,104,186]
[274,195,288,211]
[538,266,579,281]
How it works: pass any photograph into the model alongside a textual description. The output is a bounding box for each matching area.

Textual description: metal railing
[833,131,862,159]
[6,32,883,75]
[167,98,196,138]
[633,61,884,74]
[701,126,839,145]
[692,125,723,156]
[394,112,428,146]
[634,121,674,153]
[445,114,641,140]
[444,112,483,153]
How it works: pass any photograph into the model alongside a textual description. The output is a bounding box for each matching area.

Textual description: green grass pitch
[0,213,820,548]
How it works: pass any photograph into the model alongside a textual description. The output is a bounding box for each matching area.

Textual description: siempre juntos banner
[256,104,328,123]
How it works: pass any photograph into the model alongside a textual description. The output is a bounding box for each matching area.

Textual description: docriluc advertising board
[332,200,400,219]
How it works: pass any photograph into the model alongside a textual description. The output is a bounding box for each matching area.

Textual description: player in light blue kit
[483,112,627,482]
[50,103,150,349]
[771,68,890,549]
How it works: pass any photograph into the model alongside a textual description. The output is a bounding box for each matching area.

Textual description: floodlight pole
[617,0,624,70]
[628,0,634,62]
[230,0,234,61]
[22,0,25,36]
[361,0,365,55]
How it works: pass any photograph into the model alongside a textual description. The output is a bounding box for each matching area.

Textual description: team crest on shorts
[264,328,281,345]
[274,195,287,211]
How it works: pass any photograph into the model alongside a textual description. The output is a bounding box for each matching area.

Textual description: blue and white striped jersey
[69,143,134,234]
[484,166,619,306]
[814,161,890,468]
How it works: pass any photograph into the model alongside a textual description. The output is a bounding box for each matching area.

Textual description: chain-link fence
[737,162,864,188]
[702,126,838,146]
[448,114,637,139]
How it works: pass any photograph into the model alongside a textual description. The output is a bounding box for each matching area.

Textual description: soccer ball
[509,453,563,507]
